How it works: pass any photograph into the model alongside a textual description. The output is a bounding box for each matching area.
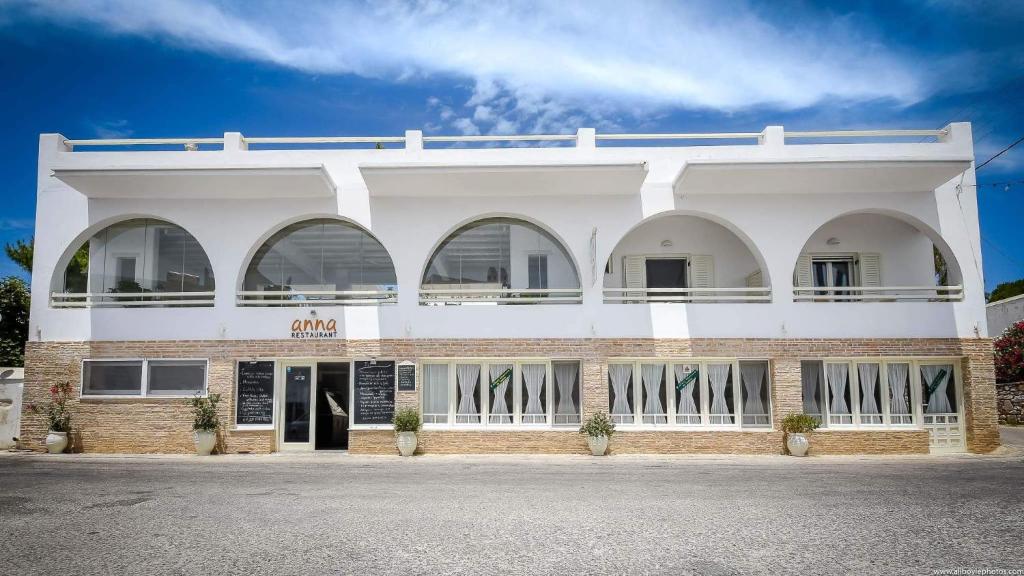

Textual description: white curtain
[674,365,699,415]
[489,363,513,424]
[423,364,449,421]
[608,364,633,418]
[708,364,732,422]
[553,362,579,419]
[522,364,546,422]
[857,363,881,423]
[801,361,821,416]
[740,362,767,425]
[826,363,850,415]
[887,363,910,416]
[456,364,480,422]
[641,364,666,423]
[922,365,954,414]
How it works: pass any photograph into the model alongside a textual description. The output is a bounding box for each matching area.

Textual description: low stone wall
[996,381,1024,424]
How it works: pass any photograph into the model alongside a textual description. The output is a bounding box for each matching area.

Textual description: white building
[21,124,998,455]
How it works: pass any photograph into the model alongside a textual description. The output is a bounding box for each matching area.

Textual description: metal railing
[51,291,216,308]
[793,285,964,302]
[59,127,952,151]
[237,290,397,306]
[420,288,584,305]
[603,287,772,304]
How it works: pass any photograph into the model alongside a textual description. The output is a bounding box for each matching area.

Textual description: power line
[977,134,1024,171]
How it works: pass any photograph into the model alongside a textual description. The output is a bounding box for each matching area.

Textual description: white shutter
[691,255,715,288]
[623,256,645,299]
[858,253,881,287]
[795,254,812,287]
[745,269,763,288]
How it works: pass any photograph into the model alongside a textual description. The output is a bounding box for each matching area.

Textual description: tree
[994,320,1024,383]
[0,276,30,367]
[4,237,33,274]
[989,278,1024,304]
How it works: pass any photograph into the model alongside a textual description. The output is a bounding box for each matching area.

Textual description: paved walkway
[2,432,1022,575]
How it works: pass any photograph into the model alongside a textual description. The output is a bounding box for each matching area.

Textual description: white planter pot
[786,433,809,457]
[45,431,68,454]
[194,430,217,456]
[396,432,417,456]
[587,435,608,456]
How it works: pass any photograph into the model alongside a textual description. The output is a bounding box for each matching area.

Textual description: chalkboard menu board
[236,361,275,426]
[397,362,416,392]
[353,360,395,425]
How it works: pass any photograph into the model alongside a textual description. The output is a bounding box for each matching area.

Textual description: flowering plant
[995,320,1024,383]
[28,381,73,433]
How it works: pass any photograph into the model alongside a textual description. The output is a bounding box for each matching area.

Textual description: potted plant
[393,408,420,456]
[188,393,221,456]
[781,413,820,457]
[579,411,615,456]
[28,381,73,454]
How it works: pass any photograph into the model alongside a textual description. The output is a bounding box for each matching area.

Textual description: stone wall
[20,337,999,455]
[996,381,1024,424]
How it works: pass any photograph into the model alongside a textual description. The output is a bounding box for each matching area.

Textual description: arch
[603,209,772,289]
[421,214,582,290]
[240,216,397,296]
[791,208,964,290]
[52,216,216,299]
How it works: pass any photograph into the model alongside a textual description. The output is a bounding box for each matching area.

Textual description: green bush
[393,407,421,433]
[188,394,221,432]
[579,411,615,437]
[780,413,820,434]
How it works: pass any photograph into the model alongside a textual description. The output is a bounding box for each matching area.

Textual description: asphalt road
[2,440,1023,575]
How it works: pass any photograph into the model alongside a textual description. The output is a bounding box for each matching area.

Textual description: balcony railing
[51,292,216,308]
[793,286,964,302]
[603,287,772,304]
[237,290,397,306]
[420,288,584,305]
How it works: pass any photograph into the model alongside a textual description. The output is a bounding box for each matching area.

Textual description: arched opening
[240,218,397,306]
[603,213,770,303]
[421,217,581,305]
[792,211,964,302]
[52,218,215,307]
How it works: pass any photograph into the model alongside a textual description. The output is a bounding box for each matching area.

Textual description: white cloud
[12,0,930,111]
[88,119,133,139]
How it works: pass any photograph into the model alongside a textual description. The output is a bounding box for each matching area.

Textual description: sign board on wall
[236,361,275,426]
[397,361,416,392]
[352,360,395,425]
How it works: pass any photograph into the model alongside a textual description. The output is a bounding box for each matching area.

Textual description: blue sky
[0,0,1022,290]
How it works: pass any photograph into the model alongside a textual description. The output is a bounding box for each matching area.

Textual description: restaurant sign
[290,318,338,339]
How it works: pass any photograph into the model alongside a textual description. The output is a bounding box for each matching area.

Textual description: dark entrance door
[315,362,350,450]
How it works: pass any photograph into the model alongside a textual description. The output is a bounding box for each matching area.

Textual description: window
[527,254,548,289]
[422,218,579,290]
[58,219,215,305]
[811,257,853,289]
[82,359,207,397]
[243,219,396,302]
[421,360,581,427]
[800,358,954,428]
[609,360,768,428]
[147,360,207,396]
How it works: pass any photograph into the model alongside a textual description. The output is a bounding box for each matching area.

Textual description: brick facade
[20,338,999,455]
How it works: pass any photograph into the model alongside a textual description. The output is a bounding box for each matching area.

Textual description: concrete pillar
[576,128,596,149]
[405,130,423,153]
[759,126,784,149]
[224,132,247,153]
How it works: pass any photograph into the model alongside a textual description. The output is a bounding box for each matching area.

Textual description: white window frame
[419,358,582,430]
[80,358,209,399]
[803,357,963,430]
[607,358,772,431]
[527,252,549,290]
[640,254,690,289]
[810,253,856,289]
